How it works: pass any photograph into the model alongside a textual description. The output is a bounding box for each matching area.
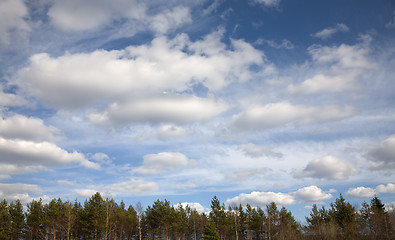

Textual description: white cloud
[365,134,395,170]
[288,41,374,95]
[17,32,264,111]
[0,163,48,179]
[0,0,30,45]
[256,38,294,49]
[0,86,25,107]
[0,137,99,169]
[0,114,60,142]
[294,185,333,203]
[0,183,42,204]
[312,23,349,39]
[252,0,281,7]
[133,152,194,175]
[106,178,158,195]
[226,191,295,207]
[149,6,192,35]
[57,180,76,186]
[232,101,355,132]
[346,187,376,198]
[202,0,225,16]
[294,155,357,180]
[376,183,395,193]
[176,202,208,213]
[89,94,228,126]
[48,0,147,31]
[73,189,101,198]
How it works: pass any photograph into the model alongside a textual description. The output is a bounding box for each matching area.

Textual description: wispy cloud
[311,23,349,39]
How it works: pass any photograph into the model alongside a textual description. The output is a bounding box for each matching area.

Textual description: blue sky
[0,0,395,220]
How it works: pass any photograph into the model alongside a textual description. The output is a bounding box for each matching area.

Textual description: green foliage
[0,199,11,239]
[0,193,393,239]
[203,219,220,240]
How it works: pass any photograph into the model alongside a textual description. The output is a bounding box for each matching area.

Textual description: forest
[0,193,394,240]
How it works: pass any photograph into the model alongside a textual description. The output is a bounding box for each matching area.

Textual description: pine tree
[9,200,25,240]
[0,199,11,239]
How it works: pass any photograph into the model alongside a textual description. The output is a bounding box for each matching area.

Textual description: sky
[0,0,395,220]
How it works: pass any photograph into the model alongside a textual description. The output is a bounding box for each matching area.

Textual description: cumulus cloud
[294,185,333,203]
[0,86,25,107]
[0,0,30,46]
[133,152,194,175]
[232,102,355,132]
[176,202,208,213]
[288,41,374,95]
[89,94,228,126]
[0,137,100,169]
[345,183,395,198]
[0,114,60,142]
[226,191,295,207]
[17,32,264,112]
[294,155,357,180]
[156,125,186,140]
[311,23,349,39]
[376,183,395,193]
[0,183,42,204]
[365,134,395,170]
[346,187,376,198]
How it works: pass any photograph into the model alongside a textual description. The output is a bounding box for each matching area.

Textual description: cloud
[226,191,295,207]
[106,178,158,195]
[202,0,225,16]
[294,185,333,203]
[255,38,294,49]
[311,23,349,39]
[89,94,228,126]
[0,86,25,107]
[0,183,42,204]
[376,183,395,193]
[176,202,208,213]
[239,143,283,158]
[386,11,395,29]
[365,134,395,170]
[73,189,102,198]
[252,0,281,7]
[0,114,60,142]
[0,137,99,169]
[17,32,264,110]
[48,0,147,31]
[228,168,271,181]
[133,152,194,175]
[0,163,48,179]
[232,101,355,132]
[288,41,374,95]
[156,125,186,140]
[294,155,357,180]
[57,180,76,186]
[345,183,395,198]
[0,0,30,46]
[346,187,376,198]
[149,6,192,35]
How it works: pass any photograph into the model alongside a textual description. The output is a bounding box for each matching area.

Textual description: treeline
[0,193,394,240]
